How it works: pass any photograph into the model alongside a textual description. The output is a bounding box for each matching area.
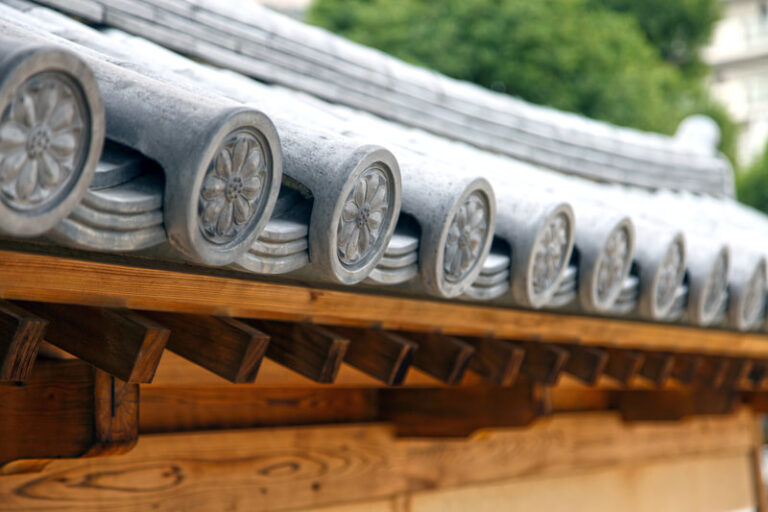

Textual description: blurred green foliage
[308,0,738,165]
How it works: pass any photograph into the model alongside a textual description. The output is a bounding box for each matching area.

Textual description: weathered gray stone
[472,269,510,288]
[685,240,730,327]
[632,223,687,321]
[0,32,104,237]
[80,172,162,214]
[91,140,146,190]
[366,264,419,286]
[377,251,418,270]
[231,249,309,275]
[728,250,767,331]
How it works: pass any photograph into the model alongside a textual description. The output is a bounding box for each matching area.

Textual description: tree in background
[309,0,738,179]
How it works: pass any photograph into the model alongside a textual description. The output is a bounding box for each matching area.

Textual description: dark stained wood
[379,382,545,437]
[511,341,569,385]
[3,250,768,358]
[141,311,269,383]
[617,389,738,421]
[670,353,703,385]
[0,359,138,469]
[331,327,416,385]
[560,345,608,385]
[461,336,524,385]
[603,348,645,385]
[693,356,730,388]
[748,362,768,389]
[393,331,475,385]
[721,358,753,389]
[241,320,349,383]
[17,302,169,383]
[638,352,676,387]
[0,300,47,383]
[140,386,378,433]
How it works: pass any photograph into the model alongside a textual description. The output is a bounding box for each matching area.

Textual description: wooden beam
[638,352,676,387]
[330,327,416,385]
[0,359,138,471]
[460,336,524,385]
[394,332,474,385]
[1,249,768,358]
[242,320,349,383]
[140,386,379,433]
[670,353,703,385]
[18,302,168,383]
[378,382,545,437]
[140,311,269,383]
[0,300,47,383]
[0,410,755,511]
[617,389,738,421]
[603,348,644,385]
[560,345,608,385]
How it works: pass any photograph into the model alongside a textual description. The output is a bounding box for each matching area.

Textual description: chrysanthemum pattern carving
[337,167,389,267]
[199,131,268,245]
[444,192,488,283]
[0,73,87,211]
[532,213,569,295]
[656,241,684,309]
[596,227,630,303]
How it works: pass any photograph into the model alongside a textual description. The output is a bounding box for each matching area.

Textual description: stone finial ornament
[0,38,104,236]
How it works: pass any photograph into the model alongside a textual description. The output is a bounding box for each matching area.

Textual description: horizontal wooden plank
[0,250,767,357]
[0,409,755,511]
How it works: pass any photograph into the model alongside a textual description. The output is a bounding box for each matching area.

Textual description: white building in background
[705,0,768,165]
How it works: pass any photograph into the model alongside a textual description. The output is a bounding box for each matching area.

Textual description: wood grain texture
[617,389,738,421]
[513,341,569,385]
[638,353,676,387]
[603,349,645,385]
[140,386,379,433]
[242,320,349,383]
[0,300,47,382]
[393,332,474,385]
[140,311,269,383]
[721,359,753,389]
[560,345,608,385]
[694,356,730,388]
[1,249,767,357]
[460,336,524,385]
[18,302,169,383]
[670,353,703,385]
[0,410,755,511]
[378,383,544,437]
[0,359,138,468]
[332,327,416,385]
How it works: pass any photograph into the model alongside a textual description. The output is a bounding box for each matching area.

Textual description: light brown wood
[561,345,608,385]
[722,358,754,389]
[141,311,269,383]
[18,302,169,382]
[1,249,768,357]
[670,353,703,385]
[0,410,755,511]
[638,352,676,387]
[603,349,644,385]
[409,452,754,512]
[514,341,569,385]
[694,356,730,388]
[0,300,47,383]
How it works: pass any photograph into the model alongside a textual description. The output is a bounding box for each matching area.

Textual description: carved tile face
[532,212,570,296]
[742,266,766,328]
[337,165,389,268]
[702,251,728,320]
[199,130,269,245]
[655,240,684,310]
[443,192,488,284]
[596,226,630,303]
[0,72,89,212]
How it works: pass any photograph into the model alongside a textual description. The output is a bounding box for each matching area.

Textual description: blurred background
[258,0,768,214]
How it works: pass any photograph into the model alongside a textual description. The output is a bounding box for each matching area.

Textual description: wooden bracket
[0,359,138,472]
[721,358,753,389]
[142,312,269,383]
[0,300,47,383]
[693,356,730,388]
[243,320,349,383]
[510,341,569,386]
[603,348,644,385]
[560,344,608,385]
[461,336,524,385]
[748,361,768,389]
[670,353,703,385]
[638,352,675,387]
[17,302,169,383]
[331,327,416,385]
[395,331,475,385]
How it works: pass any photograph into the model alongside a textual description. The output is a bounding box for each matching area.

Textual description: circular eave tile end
[650,234,686,319]
[693,246,729,326]
[589,218,635,312]
[526,204,575,308]
[0,46,104,236]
